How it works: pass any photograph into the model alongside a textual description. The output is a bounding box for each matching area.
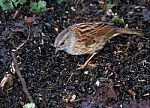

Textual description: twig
[14,24,31,52]
[11,52,33,103]
[66,73,74,84]
[11,24,34,103]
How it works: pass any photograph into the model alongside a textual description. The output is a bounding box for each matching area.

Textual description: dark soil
[0,1,150,108]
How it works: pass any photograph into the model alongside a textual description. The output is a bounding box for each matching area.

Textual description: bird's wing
[71,22,113,46]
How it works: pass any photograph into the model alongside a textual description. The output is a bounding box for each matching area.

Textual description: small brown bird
[54,22,142,69]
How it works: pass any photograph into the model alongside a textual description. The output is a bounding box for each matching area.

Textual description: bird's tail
[116,28,144,36]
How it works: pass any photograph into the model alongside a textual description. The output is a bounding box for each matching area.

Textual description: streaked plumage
[54,22,142,55]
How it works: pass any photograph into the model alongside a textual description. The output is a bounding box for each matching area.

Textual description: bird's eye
[60,41,65,46]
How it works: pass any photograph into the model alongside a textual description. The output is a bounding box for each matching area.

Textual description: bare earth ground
[0,1,150,108]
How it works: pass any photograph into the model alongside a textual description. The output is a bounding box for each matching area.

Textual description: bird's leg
[77,52,97,70]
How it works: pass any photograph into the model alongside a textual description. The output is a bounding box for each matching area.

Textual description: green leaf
[0,0,4,6]
[30,2,38,12]
[12,0,26,7]
[2,2,14,10]
[112,17,125,26]
[0,0,27,10]
[17,0,27,5]
[56,0,66,5]
[23,103,35,108]
[112,17,117,24]
[30,0,46,12]
[12,0,18,7]
[37,0,46,12]
[118,18,125,25]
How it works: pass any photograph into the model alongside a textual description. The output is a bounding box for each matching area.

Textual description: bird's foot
[77,62,97,70]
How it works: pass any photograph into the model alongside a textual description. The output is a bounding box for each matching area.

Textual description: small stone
[84,71,89,75]
[95,80,100,87]
[71,7,76,11]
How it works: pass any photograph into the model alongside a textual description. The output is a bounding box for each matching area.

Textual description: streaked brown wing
[70,22,113,46]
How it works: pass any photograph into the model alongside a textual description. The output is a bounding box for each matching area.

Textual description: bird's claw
[77,63,97,70]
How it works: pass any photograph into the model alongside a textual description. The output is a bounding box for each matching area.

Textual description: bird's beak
[55,48,59,54]
[51,44,58,54]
